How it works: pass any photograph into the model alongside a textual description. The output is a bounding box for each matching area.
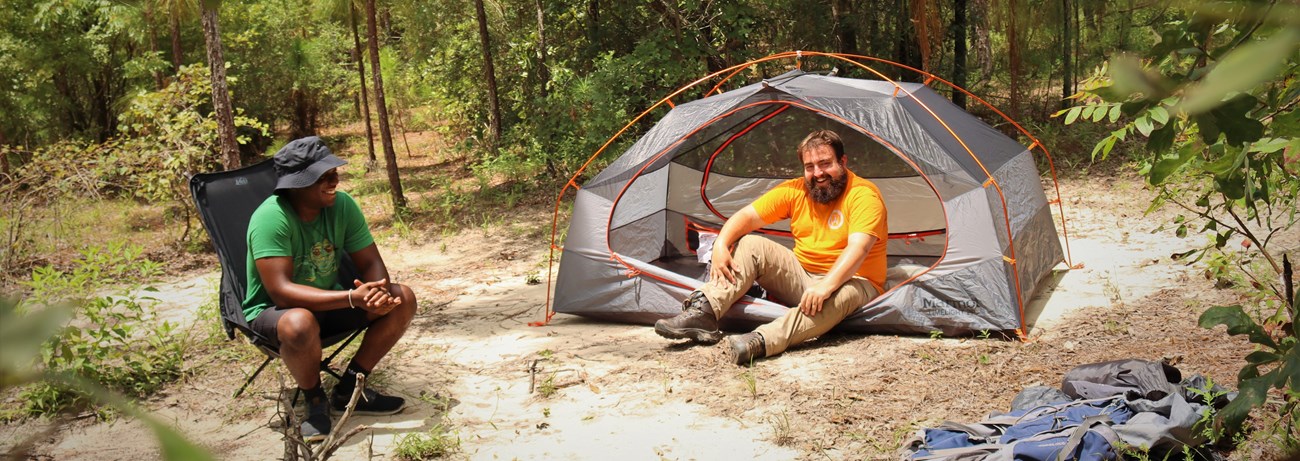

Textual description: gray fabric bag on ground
[1061,359,1182,401]
[901,359,1235,460]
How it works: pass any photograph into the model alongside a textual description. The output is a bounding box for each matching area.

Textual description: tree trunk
[894,0,922,81]
[832,0,859,57]
[535,0,549,99]
[698,22,726,75]
[912,0,932,72]
[1007,0,1023,122]
[1073,0,1081,96]
[474,0,502,150]
[144,4,165,89]
[350,5,377,167]
[1119,0,1132,50]
[1,131,9,177]
[952,0,967,108]
[170,6,183,74]
[289,88,313,139]
[201,3,240,170]
[972,0,991,83]
[365,0,406,211]
[866,2,880,58]
[586,0,599,65]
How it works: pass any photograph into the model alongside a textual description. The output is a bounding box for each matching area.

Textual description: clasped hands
[351,279,401,315]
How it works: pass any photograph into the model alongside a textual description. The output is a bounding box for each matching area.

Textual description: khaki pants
[701,235,879,357]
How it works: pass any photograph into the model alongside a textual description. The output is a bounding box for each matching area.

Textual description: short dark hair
[797,130,845,163]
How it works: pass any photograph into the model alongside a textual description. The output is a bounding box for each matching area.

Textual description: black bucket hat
[273,136,347,191]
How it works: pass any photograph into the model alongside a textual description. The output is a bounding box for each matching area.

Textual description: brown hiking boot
[729,332,766,366]
[654,291,723,344]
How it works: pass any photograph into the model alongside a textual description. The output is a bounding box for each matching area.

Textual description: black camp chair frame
[189,159,366,398]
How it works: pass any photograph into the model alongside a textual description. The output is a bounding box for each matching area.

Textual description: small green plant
[21,293,185,414]
[768,410,794,446]
[536,373,558,398]
[542,407,551,418]
[22,242,162,301]
[525,272,542,285]
[977,329,992,339]
[1186,378,1231,445]
[1111,440,1154,461]
[390,215,418,244]
[394,423,461,460]
[537,349,554,359]
[976,354,991,365]
[416,391,453,413]
[738,369,758,399]
[1102,275,1124,307]
[929,330,943,340]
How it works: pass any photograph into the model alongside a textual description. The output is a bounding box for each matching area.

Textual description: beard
[807,172,848,204]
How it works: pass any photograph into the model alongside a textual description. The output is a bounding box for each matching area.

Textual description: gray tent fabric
[553,70,1065,336]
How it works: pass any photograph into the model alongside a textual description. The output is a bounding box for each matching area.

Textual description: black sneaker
[332,386,406,416]
[301,390,332,442]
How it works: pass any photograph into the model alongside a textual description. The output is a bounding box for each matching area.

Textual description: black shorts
[249,306,370,349]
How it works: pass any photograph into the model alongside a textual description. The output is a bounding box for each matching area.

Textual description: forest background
[1,0,1299,459]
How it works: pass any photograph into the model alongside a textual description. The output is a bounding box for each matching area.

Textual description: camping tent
[547,53,1070,337]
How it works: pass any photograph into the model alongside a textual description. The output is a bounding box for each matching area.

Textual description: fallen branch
[276,372,371,460]
[314,373,368,459]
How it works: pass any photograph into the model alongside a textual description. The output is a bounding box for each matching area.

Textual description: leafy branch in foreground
[1198,257,1294,440]
[0,298,213,460]
[1056,1,1300,447]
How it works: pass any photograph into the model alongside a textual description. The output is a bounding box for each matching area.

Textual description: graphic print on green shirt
[241,191,374,322]
[295,219,337,285]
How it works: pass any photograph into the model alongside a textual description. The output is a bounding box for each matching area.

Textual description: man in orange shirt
[655,129,887,365]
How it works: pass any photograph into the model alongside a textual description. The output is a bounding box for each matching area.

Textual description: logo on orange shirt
[827,210,845,230]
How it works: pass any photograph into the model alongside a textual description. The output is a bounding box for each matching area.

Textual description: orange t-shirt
[750,170,888,292]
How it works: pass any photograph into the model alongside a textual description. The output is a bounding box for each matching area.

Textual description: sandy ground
[1,169,1283,460]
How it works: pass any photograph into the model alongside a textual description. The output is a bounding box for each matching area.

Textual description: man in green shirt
[244,136,416,441]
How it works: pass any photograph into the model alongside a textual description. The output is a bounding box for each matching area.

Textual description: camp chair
[189,159,364,398]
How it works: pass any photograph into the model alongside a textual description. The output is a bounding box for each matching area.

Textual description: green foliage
[393,423,461,460]
[4,64,268,246]
[1058,8,1300,289]
[22,242,162,300]
[1059,2,1300,447]
[1198,304,1296,442]
[218,0,352,136]
[0,0,166,143]
[15,243,185,417]
[0,298,213,461]
[116,64,268,241]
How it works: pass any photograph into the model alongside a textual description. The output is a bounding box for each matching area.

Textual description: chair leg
[320,328,365,381]
[235,356,275,398]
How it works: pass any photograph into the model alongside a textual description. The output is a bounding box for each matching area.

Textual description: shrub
[394,423,461,460]
[14,243,185,417]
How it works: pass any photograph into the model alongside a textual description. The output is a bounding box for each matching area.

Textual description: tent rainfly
[545,53,1072,337]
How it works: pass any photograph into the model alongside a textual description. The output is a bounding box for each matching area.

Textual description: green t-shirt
[242,191,375,322]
